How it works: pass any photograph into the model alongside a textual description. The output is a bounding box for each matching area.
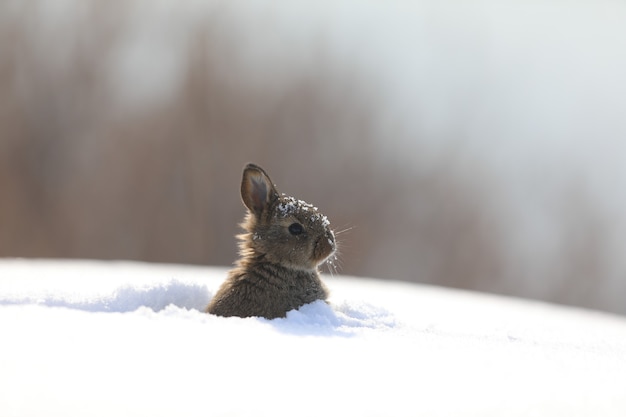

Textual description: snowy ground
[1,259,625,416]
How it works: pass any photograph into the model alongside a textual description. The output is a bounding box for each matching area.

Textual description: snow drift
[1,259,625,417]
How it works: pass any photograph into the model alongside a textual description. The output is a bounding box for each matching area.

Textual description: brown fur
[206,163,335,319]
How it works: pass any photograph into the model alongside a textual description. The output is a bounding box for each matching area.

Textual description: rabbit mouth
[312,231,336,265]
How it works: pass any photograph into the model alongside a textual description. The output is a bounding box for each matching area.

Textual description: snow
[277,196,330,228]
[277,196,314,216]
[1,259,626,417]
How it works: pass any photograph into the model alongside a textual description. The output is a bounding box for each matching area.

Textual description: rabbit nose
[313,230,336,264]
[326,230,336,251]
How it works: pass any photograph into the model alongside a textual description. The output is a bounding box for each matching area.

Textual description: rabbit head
[239,163,336,271]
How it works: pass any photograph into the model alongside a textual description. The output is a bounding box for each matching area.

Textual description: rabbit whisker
[333,226,354,236]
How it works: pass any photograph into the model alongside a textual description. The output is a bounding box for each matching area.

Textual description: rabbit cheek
[290,239,313,267]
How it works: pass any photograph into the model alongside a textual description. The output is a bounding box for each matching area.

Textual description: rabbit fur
[206,163,336,319]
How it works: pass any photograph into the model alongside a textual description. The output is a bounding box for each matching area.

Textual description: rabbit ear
[241,164,278,217]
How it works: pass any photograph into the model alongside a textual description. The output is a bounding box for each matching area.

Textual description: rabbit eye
[288,223,304,235]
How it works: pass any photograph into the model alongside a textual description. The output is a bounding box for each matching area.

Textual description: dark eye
[288,223,304,235]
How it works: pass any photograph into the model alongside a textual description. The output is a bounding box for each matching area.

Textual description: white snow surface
[1,259,625,417]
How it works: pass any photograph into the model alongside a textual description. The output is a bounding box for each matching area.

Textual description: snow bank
[1,259,625,417]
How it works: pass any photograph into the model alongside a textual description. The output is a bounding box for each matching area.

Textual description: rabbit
[206,163,336,319]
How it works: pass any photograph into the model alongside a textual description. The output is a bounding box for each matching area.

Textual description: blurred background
[1,0,626,315]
